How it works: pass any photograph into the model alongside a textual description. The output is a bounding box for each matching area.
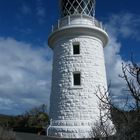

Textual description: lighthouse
[47,0,109,138]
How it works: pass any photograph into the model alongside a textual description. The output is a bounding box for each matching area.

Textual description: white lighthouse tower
[47,0,109,138]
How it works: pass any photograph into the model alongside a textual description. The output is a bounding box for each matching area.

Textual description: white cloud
[0,37,52,115]
[37,7,45,17]
[106,13,140,40]
[104,13,140,108]
[104,35,128,106]
[21,5,32,15]
[36,0,46,24]
[18,1,46,25]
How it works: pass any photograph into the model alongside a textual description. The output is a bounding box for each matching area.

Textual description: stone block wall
[48,36,107,138]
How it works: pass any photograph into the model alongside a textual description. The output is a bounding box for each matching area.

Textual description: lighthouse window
[73,43,80,54]
[73,72,81,86]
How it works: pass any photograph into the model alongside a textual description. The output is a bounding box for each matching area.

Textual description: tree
[120,62,140,109]
[91,86,116,140]
[25,104,49,128]
[10,104,49,135]
[114,62,140,139]
[92,61,140,140]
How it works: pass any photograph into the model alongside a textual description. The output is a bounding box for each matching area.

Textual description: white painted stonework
[47,6,109,139]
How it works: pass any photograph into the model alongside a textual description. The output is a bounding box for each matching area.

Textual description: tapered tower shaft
[47,0,109,138]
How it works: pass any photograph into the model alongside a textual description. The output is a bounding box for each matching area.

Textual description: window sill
[72,54,82,57]
[69,86,83,90]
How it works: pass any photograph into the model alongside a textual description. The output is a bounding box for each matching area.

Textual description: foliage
[12,104,49,129]
[0,104,49,134]
[24,104,49,128]
[113,62,140,139]
[92,61,140,140]
[0,114,14,127]
[91,86,116,139]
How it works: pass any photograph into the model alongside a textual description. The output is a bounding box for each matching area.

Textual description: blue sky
[0,0,140,115]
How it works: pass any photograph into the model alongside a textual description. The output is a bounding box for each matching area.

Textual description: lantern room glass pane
[61,0,95,17]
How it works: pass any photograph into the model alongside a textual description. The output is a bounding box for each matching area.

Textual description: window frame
[73,42,80,55]
[73,72,81,86]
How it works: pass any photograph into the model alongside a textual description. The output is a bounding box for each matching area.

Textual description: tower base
[47,120,93,138]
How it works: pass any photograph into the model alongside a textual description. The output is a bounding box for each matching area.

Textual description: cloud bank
[0,37,52,115]
[104,13,140,107]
